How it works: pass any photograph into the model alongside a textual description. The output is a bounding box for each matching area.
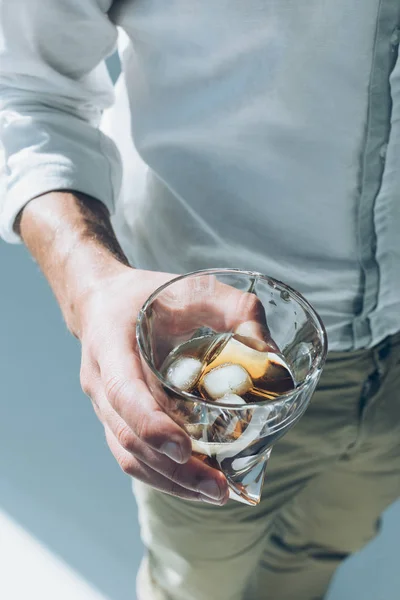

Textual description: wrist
[18,190,132,337]
[61,244,131,338]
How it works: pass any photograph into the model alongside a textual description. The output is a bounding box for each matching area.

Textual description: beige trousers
[134,334,400,600]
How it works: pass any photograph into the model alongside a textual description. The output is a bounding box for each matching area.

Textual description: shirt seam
[352,0,388,349]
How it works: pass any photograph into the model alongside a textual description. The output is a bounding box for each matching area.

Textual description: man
[1,1,400,599]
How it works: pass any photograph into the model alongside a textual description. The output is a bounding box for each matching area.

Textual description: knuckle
[115,422,135,452]
[105,375,130,414]
[135,413,157,447]
[80,370,93,398]
[244,292,261,315]
[119,455,134,475]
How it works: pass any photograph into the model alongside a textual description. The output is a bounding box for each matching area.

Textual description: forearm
[17,191,130,337]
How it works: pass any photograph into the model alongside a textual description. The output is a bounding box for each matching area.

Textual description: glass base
[227,448,272,506]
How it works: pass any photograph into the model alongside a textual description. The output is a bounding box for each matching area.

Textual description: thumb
[234,319,279,353]
[223,289,280,353]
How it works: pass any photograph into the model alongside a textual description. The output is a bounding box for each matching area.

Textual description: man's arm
[16,191,129,338]
[16,190,229,505]
[0,0,121,243]
[0,0,228,504]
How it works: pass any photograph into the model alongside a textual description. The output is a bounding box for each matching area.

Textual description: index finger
[99,339,193,463]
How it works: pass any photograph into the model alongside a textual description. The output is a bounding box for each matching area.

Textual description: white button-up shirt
[1,0,400,351]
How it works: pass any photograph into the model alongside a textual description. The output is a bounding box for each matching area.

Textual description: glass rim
[136,268,328,409]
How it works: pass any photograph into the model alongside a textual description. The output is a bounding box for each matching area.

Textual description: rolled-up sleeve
[0,0,122,243]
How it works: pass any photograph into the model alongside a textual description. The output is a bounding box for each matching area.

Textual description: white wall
[1,240,400,600]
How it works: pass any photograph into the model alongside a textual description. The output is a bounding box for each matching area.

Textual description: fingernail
[161,441,183,463]
[198,479,222,500]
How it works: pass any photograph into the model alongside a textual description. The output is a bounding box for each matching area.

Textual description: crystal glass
[136,269,327,506]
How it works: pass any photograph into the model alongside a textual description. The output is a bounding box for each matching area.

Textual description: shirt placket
[352,0,400,349]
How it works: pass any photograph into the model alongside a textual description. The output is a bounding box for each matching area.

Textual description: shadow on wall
[0,242,143,600]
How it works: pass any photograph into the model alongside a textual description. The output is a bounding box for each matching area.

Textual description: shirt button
[379,143,388,160]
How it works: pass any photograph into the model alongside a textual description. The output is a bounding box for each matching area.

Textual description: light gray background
[0,53,399,600]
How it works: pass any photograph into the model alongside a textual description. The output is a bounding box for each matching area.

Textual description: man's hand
[17,192,232,504]
[17,191,271,505]
[77,267,229,505]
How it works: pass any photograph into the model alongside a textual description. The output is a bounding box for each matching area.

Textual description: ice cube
[206,336,292,382]
[165,356,203,391]
[191,405,266,459]
[201,364,252,399]
[218,393,246,406]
